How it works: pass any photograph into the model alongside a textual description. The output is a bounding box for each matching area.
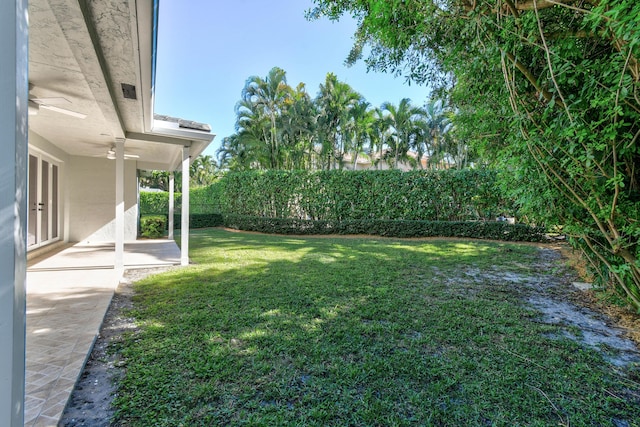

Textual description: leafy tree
[345,99,374,169]
[140,155,219,191]
[238,67,293,169]
[369,107,391,169]
[381,98,426,169]
[216,134,259,171]
[309,0,640,308]
[221,68,444,173]
[190,155,218,187]
[423,99,452,169]
[279,83,319,169]
[140,170,171,191]
[316,73,362,169]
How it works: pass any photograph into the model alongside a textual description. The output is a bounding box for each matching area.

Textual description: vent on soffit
[121,83,137,99]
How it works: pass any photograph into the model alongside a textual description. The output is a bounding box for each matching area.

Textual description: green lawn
[114,228,640,426]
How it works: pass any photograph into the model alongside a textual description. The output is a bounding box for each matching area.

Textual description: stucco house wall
[67,156,138,243]
[28,131,140,245]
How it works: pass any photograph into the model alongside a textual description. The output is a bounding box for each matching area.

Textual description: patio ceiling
[28,0,213,171]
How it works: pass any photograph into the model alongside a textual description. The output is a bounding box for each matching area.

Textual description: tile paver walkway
[25,240,181,426]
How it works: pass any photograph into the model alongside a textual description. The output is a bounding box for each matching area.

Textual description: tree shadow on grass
[115,229,640,426]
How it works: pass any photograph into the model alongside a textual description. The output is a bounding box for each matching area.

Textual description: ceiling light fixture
[106,146,139,160]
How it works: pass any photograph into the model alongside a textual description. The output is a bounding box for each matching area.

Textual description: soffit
[87,0,147,134]
[28,0,201,170]
[29,0,123,154]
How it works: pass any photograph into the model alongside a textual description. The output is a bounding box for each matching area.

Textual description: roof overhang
[127,118,215,170]
[28,0,214,171]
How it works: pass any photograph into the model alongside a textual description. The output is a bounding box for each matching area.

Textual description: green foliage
[139,155,219,191]
[189,155,219,187]
[140,215,166,238]
[190,184,225,214]
[214,169,545,242]
[139,191,180,215]
[218,169,511,222]
[140,190,223,230]
[309,0,640,309]
[140,186,224,216]
[217,67,465,171]
[223,215,547,242]
[173,213,223,229]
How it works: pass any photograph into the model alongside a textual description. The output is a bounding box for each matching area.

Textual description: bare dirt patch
[59,267,175,427]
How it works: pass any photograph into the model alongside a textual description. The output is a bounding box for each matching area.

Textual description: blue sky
[154,0,431,157]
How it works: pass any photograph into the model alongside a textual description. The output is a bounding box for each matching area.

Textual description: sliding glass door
[28,152,60,249]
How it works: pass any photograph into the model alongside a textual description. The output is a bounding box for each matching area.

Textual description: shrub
[217,169,514,222]
[140,191,181,215]
[222,215,547,242]
[173,213,224,229]
[140,215,167,238]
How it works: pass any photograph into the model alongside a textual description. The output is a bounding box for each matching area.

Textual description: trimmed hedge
[173,213,224,229]
[140,186,223,216]
[141,170,512,222]
[217,169,512,221]
[140,170,550,242]
[222,215,548,242]
[140,192,180,215]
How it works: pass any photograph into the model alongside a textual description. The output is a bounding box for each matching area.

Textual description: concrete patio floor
[25,240,182,427]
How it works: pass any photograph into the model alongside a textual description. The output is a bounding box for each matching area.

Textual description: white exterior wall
[26,134,141,245]
[67,156,138,242]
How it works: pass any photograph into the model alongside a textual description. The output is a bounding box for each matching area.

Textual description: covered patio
[25,240,181,426]
[1,1,215,425]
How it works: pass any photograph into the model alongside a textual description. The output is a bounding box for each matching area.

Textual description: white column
[181,146,190,265]
[115,138,125,271]
[0,1,27,425]
[168,172,174,240]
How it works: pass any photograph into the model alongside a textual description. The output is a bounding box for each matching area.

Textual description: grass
[113,228,640,426]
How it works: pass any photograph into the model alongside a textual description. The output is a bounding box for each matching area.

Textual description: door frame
[28,147,62,250]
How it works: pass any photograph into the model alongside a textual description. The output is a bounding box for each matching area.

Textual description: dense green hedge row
[140,170,548,242]
[140,186,223,215]
[216,169,512,221]
[140,191,178,216]
[141,169,511,221]
[173,213,224,229]
[222,214,547,242]
[141,213,223,231]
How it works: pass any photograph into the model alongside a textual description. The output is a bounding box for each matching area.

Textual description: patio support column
[115,138,125,272]
[0,0,28,425]
[168,172,174,240]
[181,146,190,266]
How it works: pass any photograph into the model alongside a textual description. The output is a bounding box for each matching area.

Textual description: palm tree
[239,67,292,169]
[345,99,374,169]
[234,97,273,169]
[423,99,452,169]
[278,83,318,169]
[190,155,218,187]
[216,134,256,171]
[316,73,360,169]
[381,98,426,169]
[368,108,391,170]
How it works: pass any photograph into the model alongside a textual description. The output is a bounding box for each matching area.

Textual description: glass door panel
[28,155,38,247]
[41,160,49,242]
[27,152,60,249]
[52,164,58,239]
